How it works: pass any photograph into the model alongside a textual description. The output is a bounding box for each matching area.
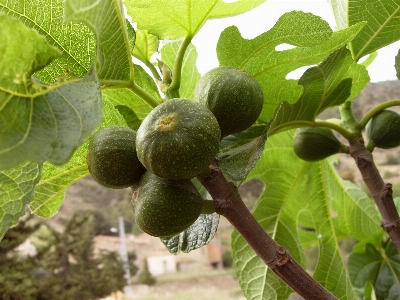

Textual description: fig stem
[313,121,353,140]
[129,82,161,108]
[358,99,400,129]
[166,35,193,97]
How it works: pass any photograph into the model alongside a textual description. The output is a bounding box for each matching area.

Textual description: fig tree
[86,126,146,189]
[366,109,400,149]
[136,98,221,179]
[132,172,204,238]
[194,66,264,138]
[293,127,341,162]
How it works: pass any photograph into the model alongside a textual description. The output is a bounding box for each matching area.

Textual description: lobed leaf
[125,0,267,40]
[0,162,42,240]
[232,131,381,299]
[329,0,400,61]
[29,100,127,218]
[0,16,102,170]
[64,0,133,81]
[161,41,201,99]
[216,11,365,121]
[160,213,220,254]
[268,47,369,136]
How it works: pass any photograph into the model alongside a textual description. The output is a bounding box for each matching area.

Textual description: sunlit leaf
[132,29,159,64]
[125,0,267,40]
[0,16,102,170]
[64,0,132,81]
[0,0,95,82]
[268,47,369,136]
[217,11,365,121]
[329,0,400,61]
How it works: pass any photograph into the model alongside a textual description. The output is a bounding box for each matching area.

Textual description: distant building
[9,238,37,258]
[93,231,223,277]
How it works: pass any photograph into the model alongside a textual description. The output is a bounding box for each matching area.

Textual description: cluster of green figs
[86,67,264,237]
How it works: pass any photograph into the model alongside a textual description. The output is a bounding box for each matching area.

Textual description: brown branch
[198,163,338,300]
[348,138,400,252]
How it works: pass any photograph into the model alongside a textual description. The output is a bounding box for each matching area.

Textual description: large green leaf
[329,0,400,61]
[232,131,381,299]
[125,0,267,40]
[64,0,133,81]
[0,0,95,82]
[268,47,369,136]
[0,16,102,170]
[348,241,400,299]
[0,162,42,240]
[161,41,201,99]
[216,11,365,121]
[29,99,127,218]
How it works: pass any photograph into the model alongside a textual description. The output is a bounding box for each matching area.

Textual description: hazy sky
[192,0,400,83]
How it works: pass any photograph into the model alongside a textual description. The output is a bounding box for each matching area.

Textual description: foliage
[0,211,133,299]
[1,0,400,299]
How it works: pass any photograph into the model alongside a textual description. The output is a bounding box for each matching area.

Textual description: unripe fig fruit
[366,109,400,149]
[86,126,146,189]
[132,172,203,238]
[194,66,264,138]
[136,98,221,179]
[293,127,341,162]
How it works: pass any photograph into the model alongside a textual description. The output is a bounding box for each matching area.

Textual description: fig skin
[132,172,203,238]
[366,109,400,149]
[136,98,221,180]
[86,126,146,189]
[293,127,341,162]
[194,66,264,138]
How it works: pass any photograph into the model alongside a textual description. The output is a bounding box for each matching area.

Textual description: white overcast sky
[192,0,400,83]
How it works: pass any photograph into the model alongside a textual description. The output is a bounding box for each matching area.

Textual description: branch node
[356,156,368,168]
[381,219,400,231]
[271,246,290,268]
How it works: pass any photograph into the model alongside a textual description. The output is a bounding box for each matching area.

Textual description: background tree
[0,211,137,300]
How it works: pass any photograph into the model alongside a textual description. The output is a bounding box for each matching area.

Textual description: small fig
[194,66,264,138]
[132,172,203,238]
[86,126,146,189]
[293,127,341,162]
[136,98,221,179]
[366,109,400,149]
